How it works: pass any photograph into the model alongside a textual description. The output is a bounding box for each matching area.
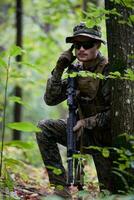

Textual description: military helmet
[66,22,106,44]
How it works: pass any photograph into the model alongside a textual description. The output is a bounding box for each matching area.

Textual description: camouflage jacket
[44,53,111,129]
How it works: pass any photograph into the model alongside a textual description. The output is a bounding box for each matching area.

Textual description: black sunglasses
[74,41,96,50]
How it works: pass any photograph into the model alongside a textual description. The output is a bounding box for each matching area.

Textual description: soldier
[36,23,111,199]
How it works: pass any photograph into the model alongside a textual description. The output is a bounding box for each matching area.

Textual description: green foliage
[0,57,7,67]
[9,96,28,107]
[129,15,134,23]
[63,69,134,81]
[0,140,43,198]
[85,145,110,158]
[109,71,121,79]
[4,157,25,169]
[110,134,134,192]
[7,122,41,132]
[124,69,134,81]
[102,148,110,158]
[63,70,105,79]
[110,0,134,9]
[1,167,14,191]
[4,140,34,149]
[84,4,121,27]
[46,165,62,175]
[9,45,25,57]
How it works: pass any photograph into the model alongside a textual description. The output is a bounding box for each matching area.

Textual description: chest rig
[76,56,107,118]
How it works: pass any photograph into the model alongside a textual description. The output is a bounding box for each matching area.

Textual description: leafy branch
[0,55,10,177]
[0,46,24,177]
[0,45,41,178]
[63,69,134,81]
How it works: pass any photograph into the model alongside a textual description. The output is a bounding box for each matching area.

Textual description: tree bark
[105,0,134,137]
[105,0,134,192]
[82,0,88,12]
[13,0,23,140]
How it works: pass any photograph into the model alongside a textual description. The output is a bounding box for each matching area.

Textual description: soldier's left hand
[73,119,86,132]
[86,116,97,130]
[73,119,85,140]
[73,116,97,139]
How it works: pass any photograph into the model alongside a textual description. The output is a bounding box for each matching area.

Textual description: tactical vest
[76,57,108,119]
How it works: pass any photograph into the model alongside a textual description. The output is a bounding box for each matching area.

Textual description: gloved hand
[73,116,97,140]
[73,119,86,132]
[56,45,76,71]
[73,119,85,140]
[85,116,97,130]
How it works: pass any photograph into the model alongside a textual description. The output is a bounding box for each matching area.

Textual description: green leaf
[128,54,134,59]
[119,163,127,171]
[9,45,24,57]
[7,122,41,132]
[112,169,129,190]
[129,15,134,22]
[3,167,14,191]
[53,168,62,175]
[73,153,89,160]
[68,71,78,78]
[109,71,121,78]
[0,57,7,67]
[102,148,110,158]
[97,73,105,79]
[4,140,34,149]
[4,158,25,167]
[22,62,41,72]
[46,165,62,175]
[124,69,134,81]
[9,96,29,107]
[85,145,102,152]
[63,70,105,80]
[78,71,97,79]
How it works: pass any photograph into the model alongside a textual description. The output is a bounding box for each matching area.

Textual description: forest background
[0,0,134,199]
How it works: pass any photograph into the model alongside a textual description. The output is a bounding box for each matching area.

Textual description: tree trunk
[13,0,23,140]
[105,0,134,192]
[82,0,88,12]
[105,0,134,137]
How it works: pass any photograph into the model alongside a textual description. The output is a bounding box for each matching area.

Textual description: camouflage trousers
[36,119,112,190]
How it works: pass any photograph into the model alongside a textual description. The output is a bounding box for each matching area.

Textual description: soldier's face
[74,36,100,62]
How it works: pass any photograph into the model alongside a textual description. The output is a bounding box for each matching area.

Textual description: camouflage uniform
[36,52,112,191]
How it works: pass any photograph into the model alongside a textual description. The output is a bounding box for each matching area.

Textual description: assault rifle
[66,64,83,189]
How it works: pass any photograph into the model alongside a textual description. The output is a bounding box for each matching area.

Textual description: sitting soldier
[36,22,111,199]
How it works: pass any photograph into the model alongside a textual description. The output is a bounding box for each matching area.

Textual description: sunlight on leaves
[46,165,62,175]
[102,148,110,158]
[4,140,34,150]
[7,122,41,132]
[9,96,29,108]
[9,45,25,57]
[4,158,25,168]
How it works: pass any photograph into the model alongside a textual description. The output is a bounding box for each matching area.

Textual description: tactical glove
[73,119,86,132]
[56,45,76,72]
[73,116,97,132]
